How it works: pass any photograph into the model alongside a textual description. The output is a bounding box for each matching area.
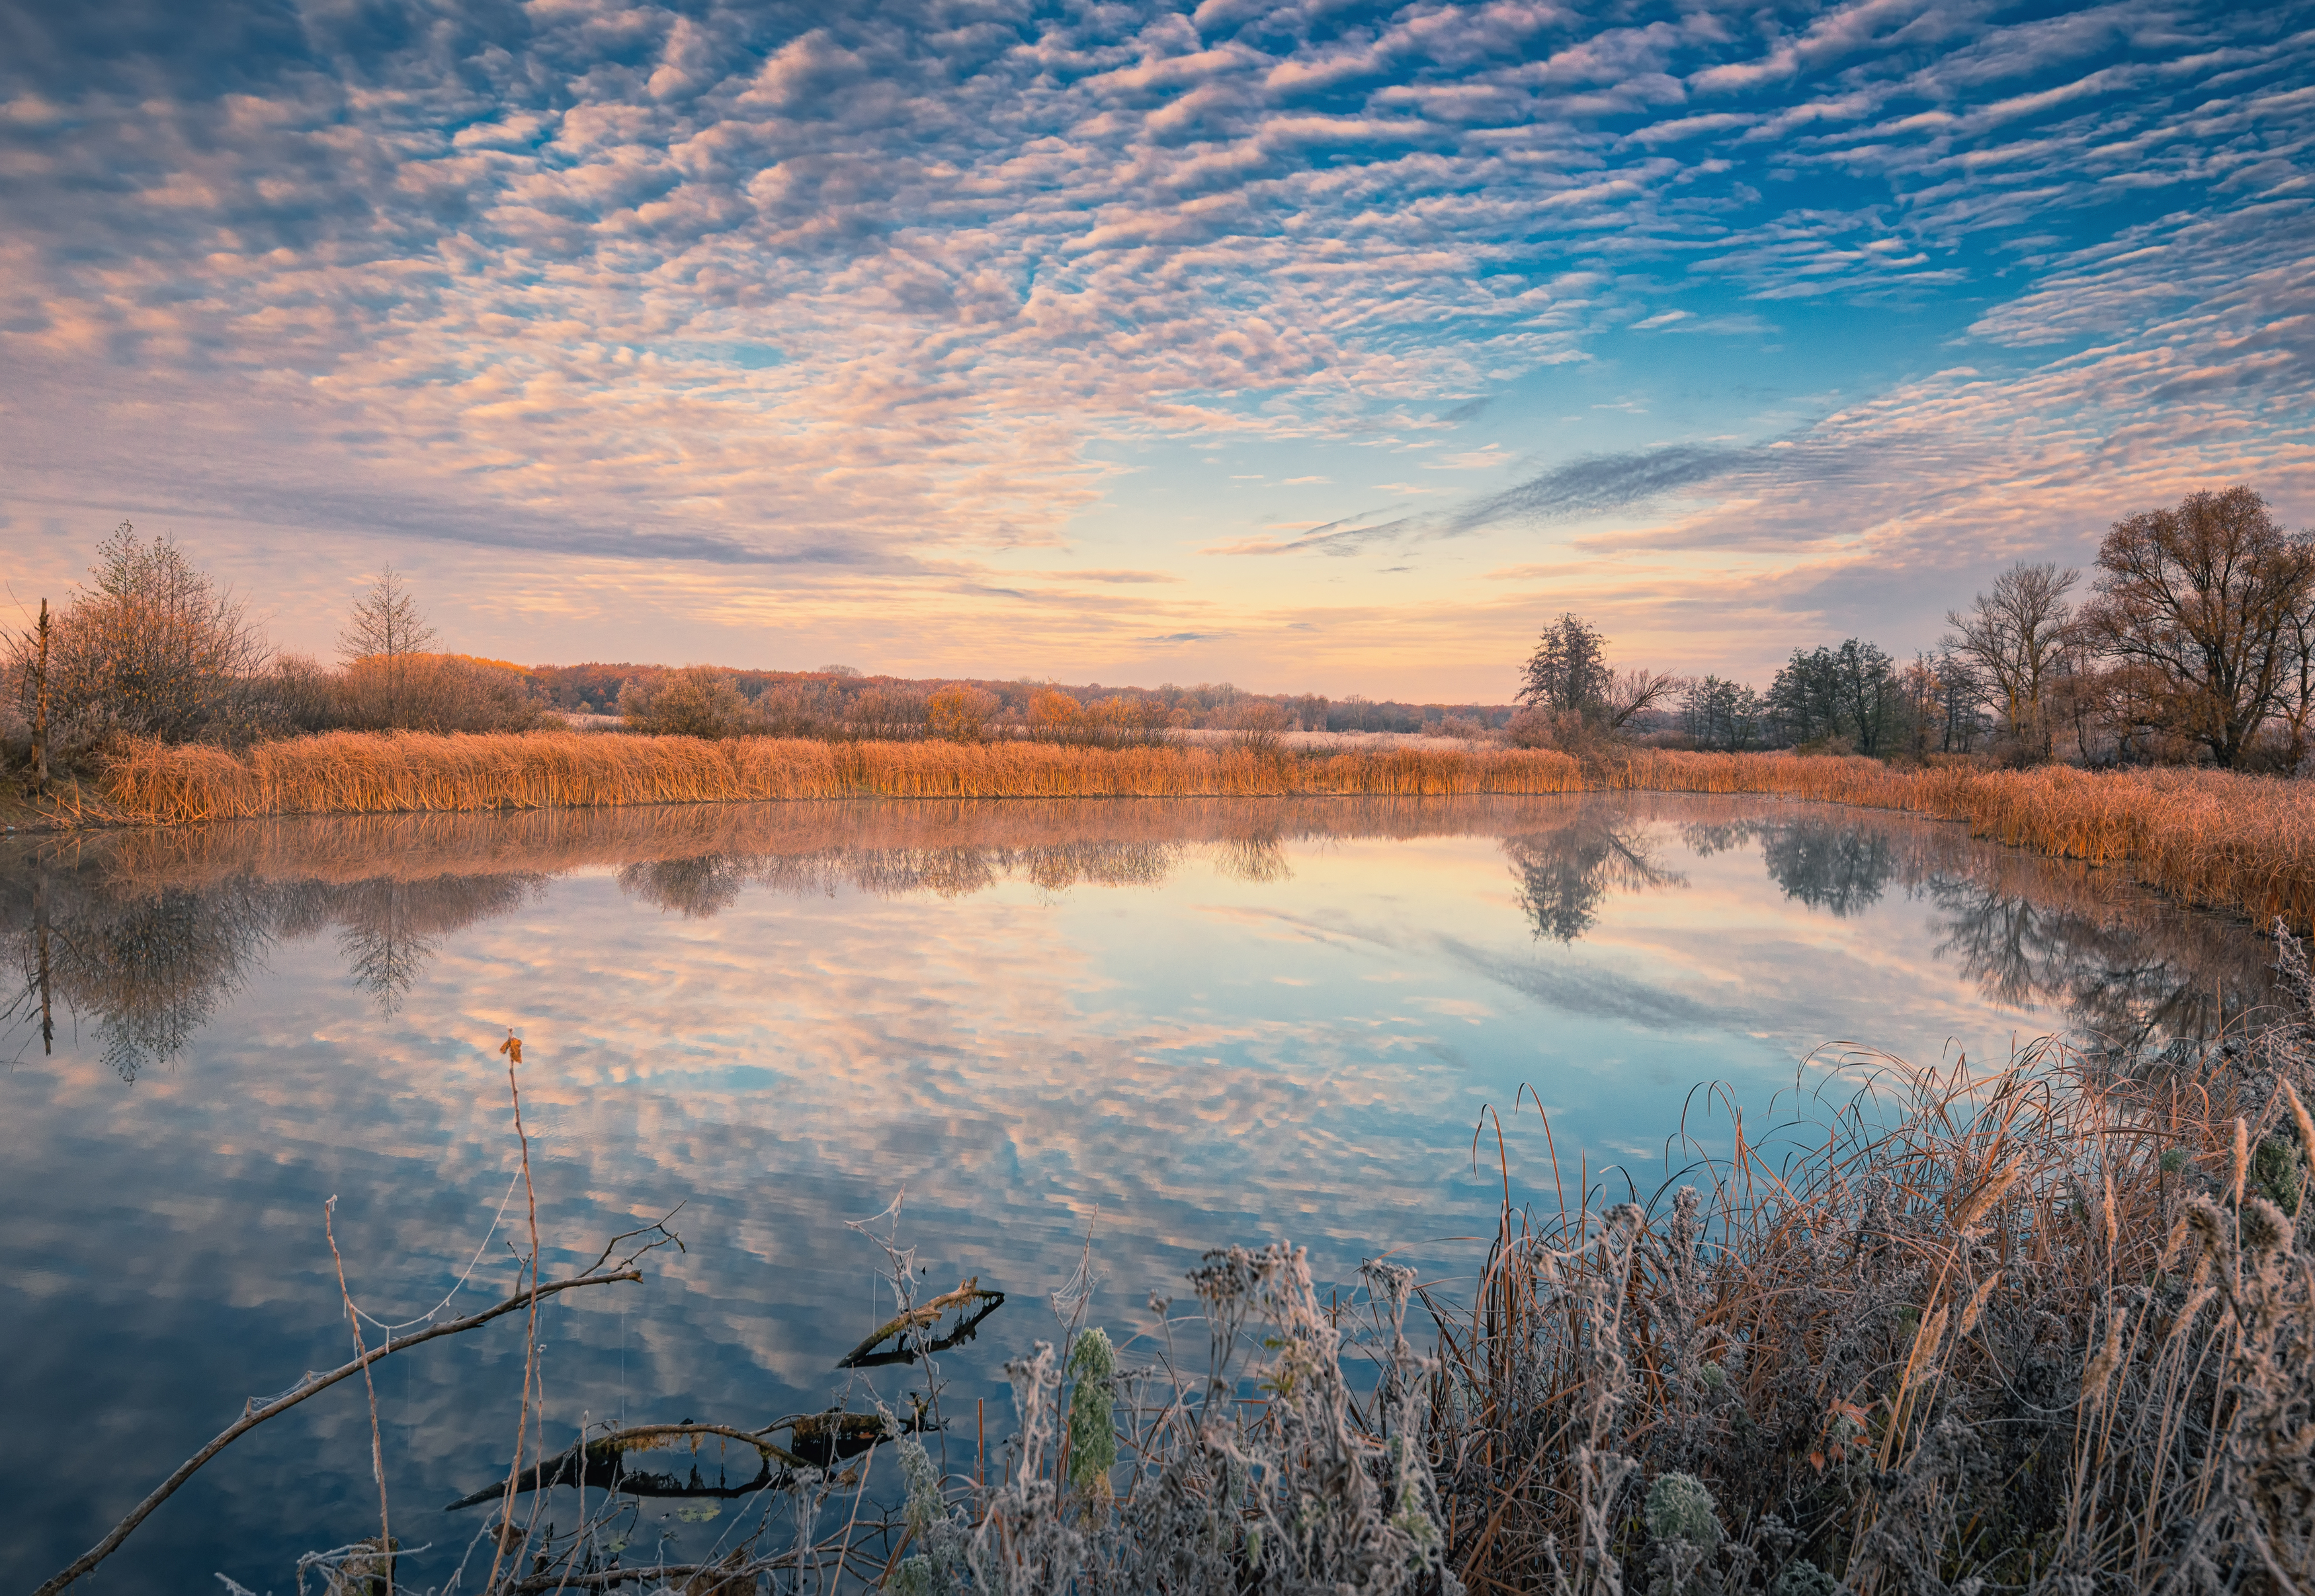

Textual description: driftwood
[441,1410,939,1510]
[835,1277,1005,1368]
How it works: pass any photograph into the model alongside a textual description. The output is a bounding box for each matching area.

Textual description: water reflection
[1503,808,1684,942]
[1675,812,2269,1050]
[2,864,546,1071]
[1,796,2274,1077]
[2,869,276,1079]
[1,795,2285,1588]
[327,874,544,1013]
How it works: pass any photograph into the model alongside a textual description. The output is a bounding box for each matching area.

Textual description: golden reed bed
[86,730,2315,929]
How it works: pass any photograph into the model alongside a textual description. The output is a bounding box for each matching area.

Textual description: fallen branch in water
[34,1217,681,1596]
[445,1423,806,1511]
[835,1276,1005,1368]
[441,1409,945,1509]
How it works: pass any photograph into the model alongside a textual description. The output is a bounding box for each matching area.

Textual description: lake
[1,794,2273,1589]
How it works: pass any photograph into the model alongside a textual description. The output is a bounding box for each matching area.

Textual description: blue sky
[2,0,2310,697]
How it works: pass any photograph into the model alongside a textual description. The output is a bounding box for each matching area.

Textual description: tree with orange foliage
[927,684,1001,742]
[1028,688,1083,736]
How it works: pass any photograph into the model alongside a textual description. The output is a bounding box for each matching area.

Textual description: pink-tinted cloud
[0,0,2307,691]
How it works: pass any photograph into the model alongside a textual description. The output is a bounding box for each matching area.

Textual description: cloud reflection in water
[0,795,2273,1587]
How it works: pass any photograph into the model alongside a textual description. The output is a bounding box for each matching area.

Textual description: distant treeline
[0,538,1516,780]
[527,661,1513,738]
[9,482,2313,779]
[1531,485,2315,773]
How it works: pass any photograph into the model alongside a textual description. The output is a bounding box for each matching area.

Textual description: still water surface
[0,794,2272,1587]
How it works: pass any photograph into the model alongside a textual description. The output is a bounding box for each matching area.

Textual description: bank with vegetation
[38,732,2304,933]
[13,491,2315,933]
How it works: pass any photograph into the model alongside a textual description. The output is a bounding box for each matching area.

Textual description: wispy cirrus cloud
[1444,444,1760,532]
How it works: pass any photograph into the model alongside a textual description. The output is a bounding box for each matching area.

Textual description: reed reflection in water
[0,794,2279,1588]
[1,795,2273,1080]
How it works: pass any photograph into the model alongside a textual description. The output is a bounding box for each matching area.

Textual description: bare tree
[6,523,270,747]
[337,566,439,728]
[1944,561,2077,761]
[1601,665,1677,731]
[1895,653,1942,761]
[1930,649,1988,754]
[337,566,438,664]
[2279,607,2315,772]
[2078,485,2315,769]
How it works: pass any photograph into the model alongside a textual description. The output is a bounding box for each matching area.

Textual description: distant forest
[524,663,1515,737]
[8,484,2310,775]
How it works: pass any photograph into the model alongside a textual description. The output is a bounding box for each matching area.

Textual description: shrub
[757,681,837,738]
[259,653,345,735]
[927,684,1000,742]
[338,653,545,735]
[1085,694,1173,747]
[1507,706,1581,749]
[1221,700,1291,752]
[619,665,749,739]
[1029,689,1085,737]
[5,523,271,750]
[851,685,929,739]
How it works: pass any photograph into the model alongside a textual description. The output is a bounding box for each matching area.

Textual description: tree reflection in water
[0,797,2278,1078]
[1503,806,1685,943]
[619,855,755,919]
[1676,813,2272,1052]
[0,831,1195,1075]
[1918,876,2257,1050]
[0,862,542,1074]
[319,875,544,1013]
[0,866,282,1079]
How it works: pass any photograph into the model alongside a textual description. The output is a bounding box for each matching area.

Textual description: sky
[2,0,2311,700]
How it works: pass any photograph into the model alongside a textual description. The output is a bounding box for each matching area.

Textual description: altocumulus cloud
[0,0,2310,672]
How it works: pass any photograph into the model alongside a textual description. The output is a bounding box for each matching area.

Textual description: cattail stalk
[32,597,50,792]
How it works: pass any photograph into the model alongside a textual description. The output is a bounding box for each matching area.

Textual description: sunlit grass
[93,730,1589,818]
[1607,749,2315,933]
[89,733,2315,929]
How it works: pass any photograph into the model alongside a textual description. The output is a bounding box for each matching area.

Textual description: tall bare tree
[338,567,438,726]
[1943,562,2077,761]
[339,567,437,664]
[2078,485,2314,769]
[2277,603,2315,771]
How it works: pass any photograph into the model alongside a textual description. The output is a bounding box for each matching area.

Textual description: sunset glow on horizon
[3,0,2310,699]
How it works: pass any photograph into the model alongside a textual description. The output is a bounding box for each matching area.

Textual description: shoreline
[10,729,2312,930]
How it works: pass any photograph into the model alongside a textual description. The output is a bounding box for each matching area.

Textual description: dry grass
[1416,1011,2315,1595]
[918,1000,2315,1596]
[1605,750,2315,933]
[84,733,2315,928]
[95,730,1587,816]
